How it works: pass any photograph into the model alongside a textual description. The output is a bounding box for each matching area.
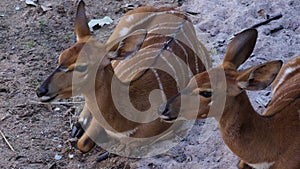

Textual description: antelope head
[159,29,282,121]
[36,0,146,102]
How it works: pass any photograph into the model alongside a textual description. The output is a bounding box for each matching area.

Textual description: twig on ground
[250,14,283,29]
[269,25,284,34]
[0,129,15,152]
[28,100,84,105]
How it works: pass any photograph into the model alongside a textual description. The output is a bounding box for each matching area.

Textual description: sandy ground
[0,0,299,168]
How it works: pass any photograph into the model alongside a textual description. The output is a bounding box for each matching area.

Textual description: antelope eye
[199,91,212,98]
[74,65,88,72]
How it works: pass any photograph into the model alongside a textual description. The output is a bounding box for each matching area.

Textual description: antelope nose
[36,86,48,97]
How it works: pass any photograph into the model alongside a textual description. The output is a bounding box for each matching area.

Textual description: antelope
[36,0,211,156]
[159,29,300,168]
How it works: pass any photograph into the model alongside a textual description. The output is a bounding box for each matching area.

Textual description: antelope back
[106,7,211,114]
[264,55,300,116]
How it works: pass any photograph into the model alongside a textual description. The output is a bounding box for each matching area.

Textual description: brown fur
[161,29,300,168]
[36,0,210,153]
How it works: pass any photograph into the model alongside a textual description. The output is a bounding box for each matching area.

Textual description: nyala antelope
[36,0,211,156]
[159,29,300,169]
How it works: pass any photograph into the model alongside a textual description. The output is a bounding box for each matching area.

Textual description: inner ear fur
[237,60,283,91]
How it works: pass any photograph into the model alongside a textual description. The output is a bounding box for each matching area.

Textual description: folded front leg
[77,118,108,153]
[71,104,93,139]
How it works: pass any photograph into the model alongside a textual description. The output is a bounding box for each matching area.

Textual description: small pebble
[54,154,62,160]
[68,154,74,159]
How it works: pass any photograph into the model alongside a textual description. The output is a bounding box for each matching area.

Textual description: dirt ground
[0,0,299,168]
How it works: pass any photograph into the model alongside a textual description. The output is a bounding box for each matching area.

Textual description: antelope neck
[85,65,140,133]
[218,92,277,162]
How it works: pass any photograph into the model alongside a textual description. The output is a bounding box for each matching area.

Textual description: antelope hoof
[76,136,95,153]
[71,122,85,138]
[96,151,110,162]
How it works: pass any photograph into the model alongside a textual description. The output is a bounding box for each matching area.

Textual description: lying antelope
[36,0,210,156]
[159,29,300,168]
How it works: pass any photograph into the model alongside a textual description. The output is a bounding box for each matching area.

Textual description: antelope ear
[223,29,258,69]
[74,0,91,41]
[107,29,147,60]
[237,60,283,91]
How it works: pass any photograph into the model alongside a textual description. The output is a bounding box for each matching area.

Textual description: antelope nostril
[36,86,48,97]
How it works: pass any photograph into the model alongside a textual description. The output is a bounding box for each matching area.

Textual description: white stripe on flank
[169,48,186,86]
[152,69,167,102]
[115,51,158,77]
[160,54,180,89]
[174,39,192,79]
[194,53,199,73]
[273,65,300,93]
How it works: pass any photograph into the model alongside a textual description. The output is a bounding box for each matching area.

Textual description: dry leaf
[25,0,38,7]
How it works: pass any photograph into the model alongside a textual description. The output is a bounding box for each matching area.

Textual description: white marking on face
[208,101,213,107]
[125,15,134,22]
[247,161,275,169]
[119,27,129,36]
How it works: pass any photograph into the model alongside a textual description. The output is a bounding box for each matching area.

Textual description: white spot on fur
[126,15,134,22]
[247,161,275,169]
[119,27,129,36]
[208,101,213,107]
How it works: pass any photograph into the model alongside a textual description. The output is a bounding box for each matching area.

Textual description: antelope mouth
[39,94,58,102]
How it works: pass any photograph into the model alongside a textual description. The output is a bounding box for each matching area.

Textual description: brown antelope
[36,0,211,156]
[159,29,300,168]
